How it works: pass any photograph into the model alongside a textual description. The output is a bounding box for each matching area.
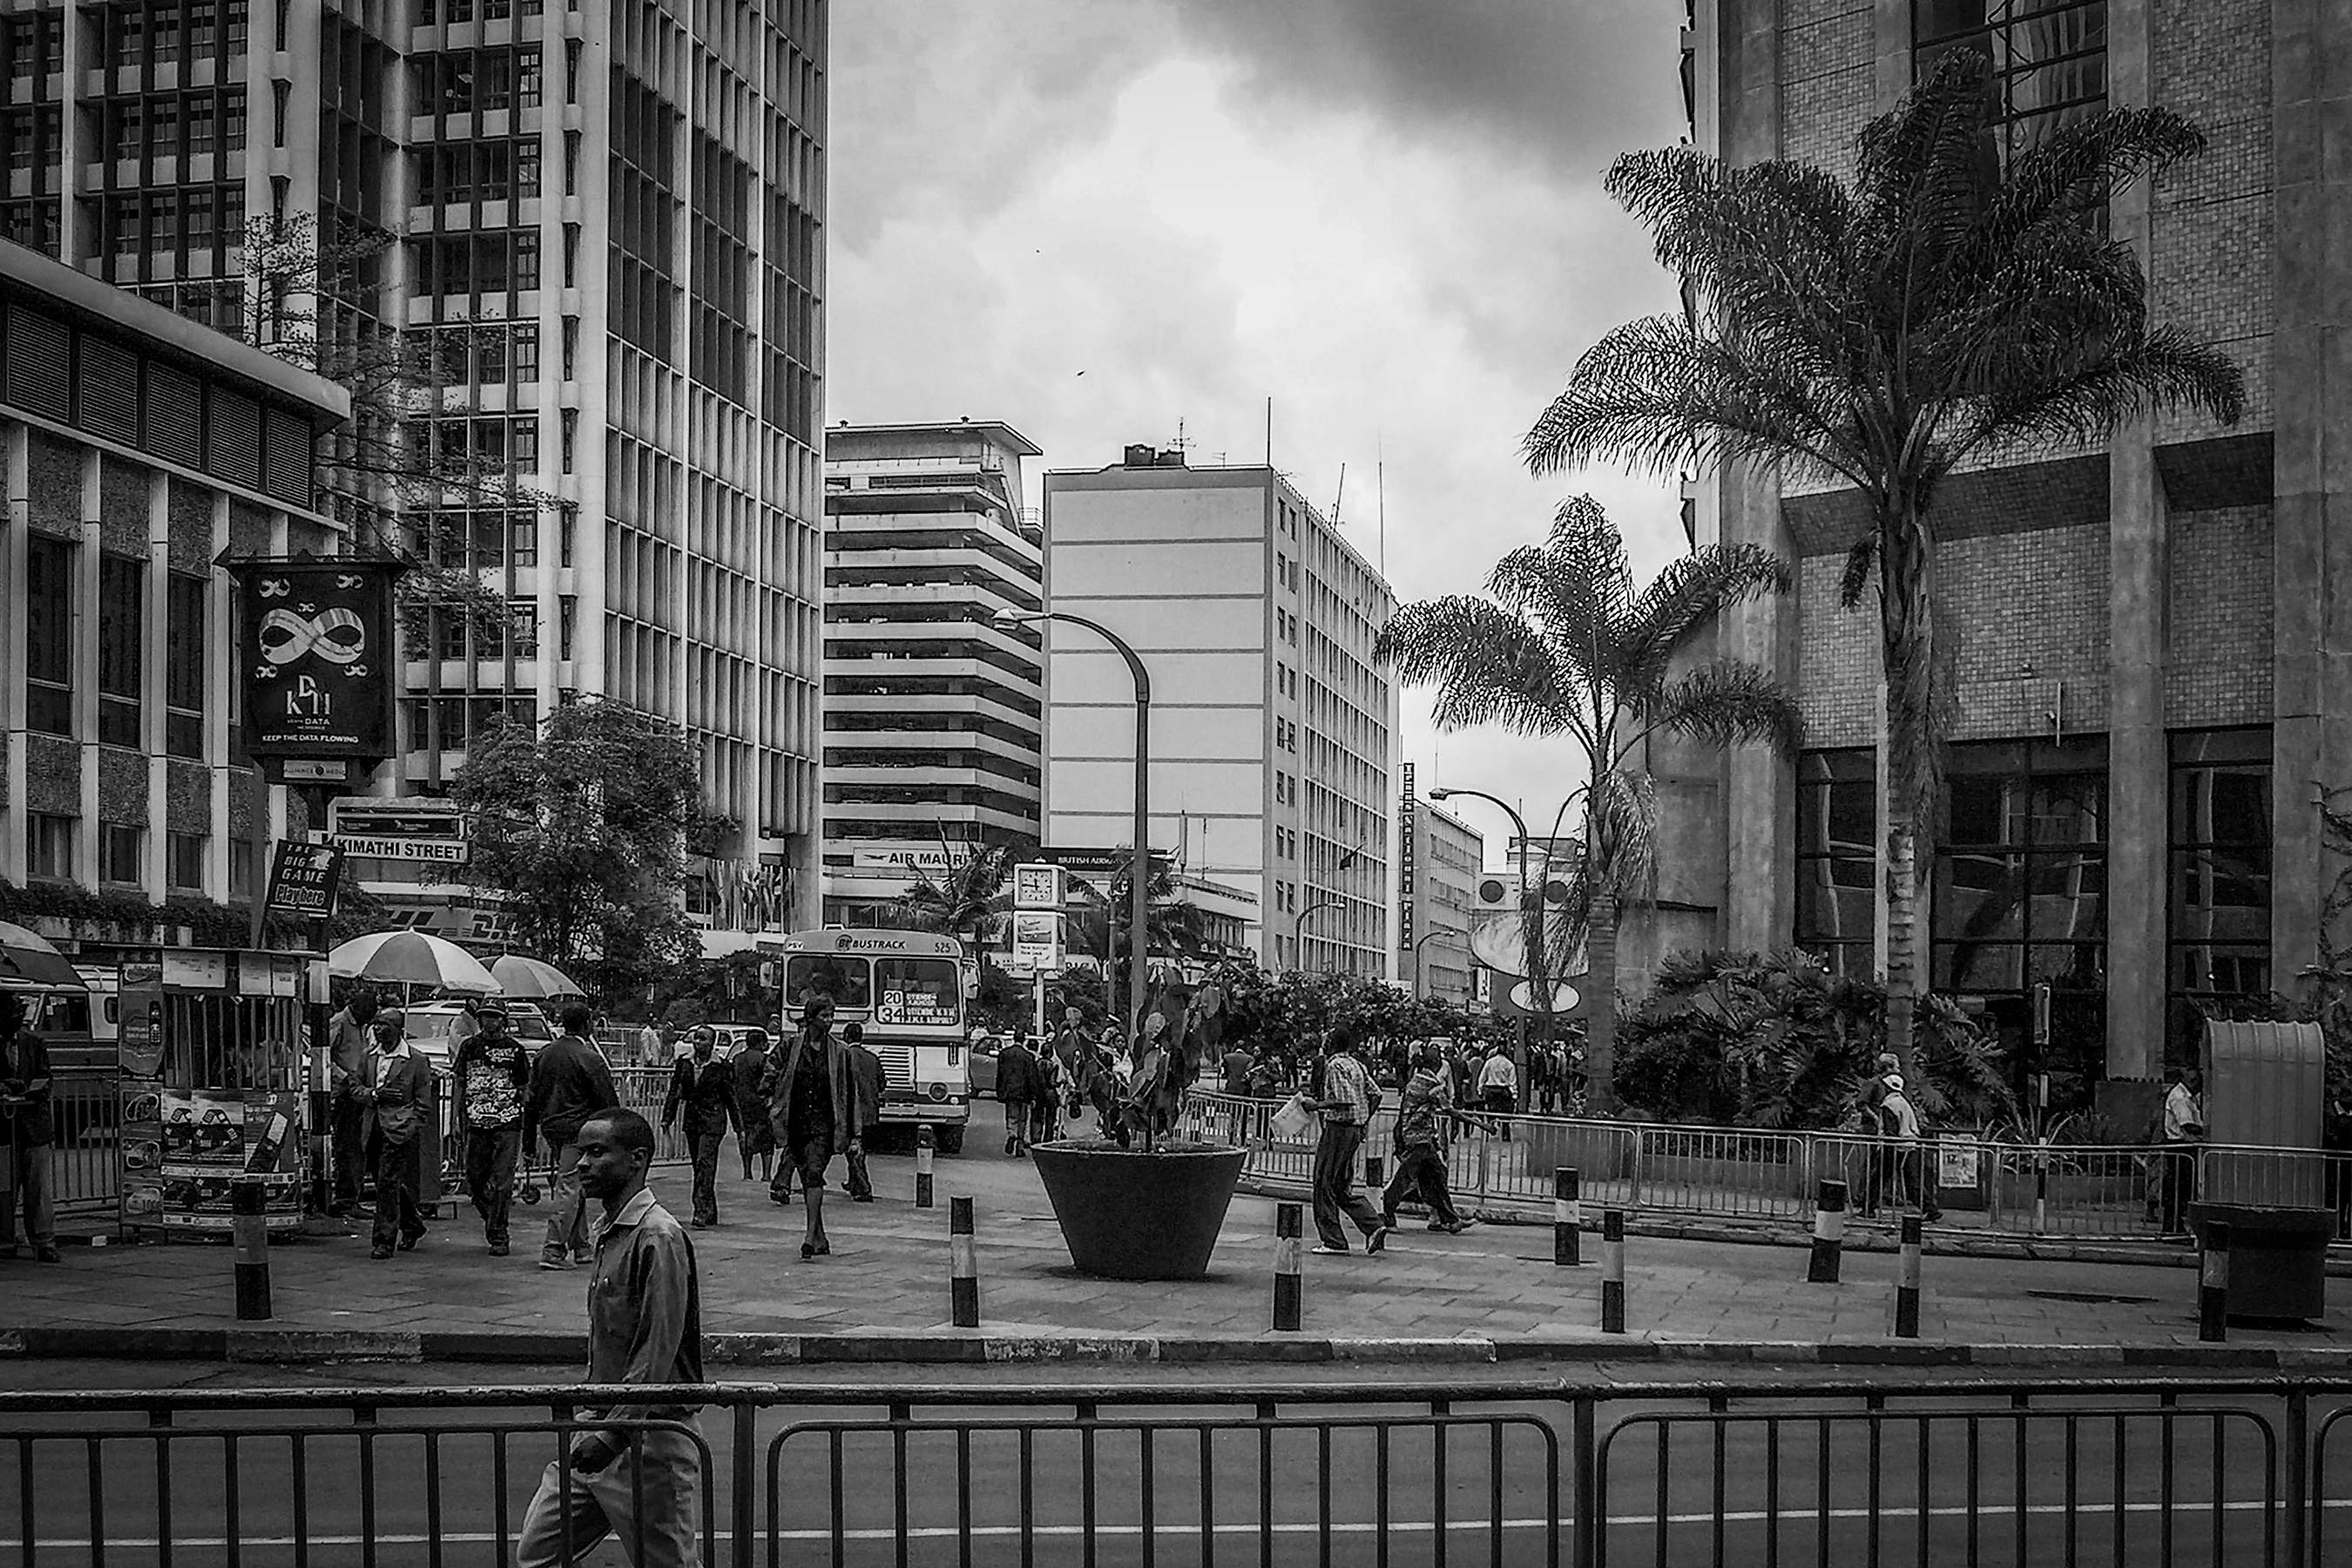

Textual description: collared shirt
[1319,1051,1375,1126]
[328,1009,374,1088]
[1478,1054,1517,1093]
[2164,1084,2205,1141]
[585,1186,704,1435]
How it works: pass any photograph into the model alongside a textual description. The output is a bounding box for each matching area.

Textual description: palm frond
[1652,659,1807,755]
[1960,326,2246,453]
[1374,597,1591,743]
[1616,542,1793,696]
[1837,534,1878,610]
[1588,766,1659,901]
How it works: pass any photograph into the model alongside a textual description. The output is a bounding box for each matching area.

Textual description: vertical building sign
[228,558,403,760]
[1399,763,1416,953]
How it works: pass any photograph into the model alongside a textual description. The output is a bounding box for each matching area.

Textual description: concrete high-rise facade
[1399,792,1484,1004]
[1680,0,2348,1085]
[3,0,828,936]
[1041,445,1398,978]
[821,420,1044,925]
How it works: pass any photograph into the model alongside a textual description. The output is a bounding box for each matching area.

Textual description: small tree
[452,700,702,998]
[1377,497,1802,1113]
[1523,51,2244,1075]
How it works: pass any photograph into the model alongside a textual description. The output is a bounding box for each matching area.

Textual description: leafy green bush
[1614,949,2014,1131]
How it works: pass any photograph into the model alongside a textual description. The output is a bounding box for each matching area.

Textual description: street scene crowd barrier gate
[4,1375,2351,1565]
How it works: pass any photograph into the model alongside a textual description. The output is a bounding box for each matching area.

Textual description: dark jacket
[360,1045,434,1149]
[729,1044,772,1141]
[661,1051,736,1139]
[765,1027,870,1156]
[524,1033,618,1149]
[845,1042,885,1133]
[996,1042,1048,1105]
[0,1028,55,1146]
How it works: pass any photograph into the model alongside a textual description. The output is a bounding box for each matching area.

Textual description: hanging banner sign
[226,557,404,760]
[1400,763,1416,950]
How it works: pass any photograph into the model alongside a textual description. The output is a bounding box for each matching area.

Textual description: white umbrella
[0,919,84,991]
[328,931,500,995]
[490,954,585,1000]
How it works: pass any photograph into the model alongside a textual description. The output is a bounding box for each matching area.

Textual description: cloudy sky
[828,2,1691,862]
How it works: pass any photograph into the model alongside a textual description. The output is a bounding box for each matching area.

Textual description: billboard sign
[228,558,403,760]
[1010,910,1065,975]
[264,839,344,921]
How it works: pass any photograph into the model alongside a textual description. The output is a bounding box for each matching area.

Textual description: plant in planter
[1029,970,1250,1281]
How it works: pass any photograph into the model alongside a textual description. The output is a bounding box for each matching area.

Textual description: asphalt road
[0,1361,2315,1566]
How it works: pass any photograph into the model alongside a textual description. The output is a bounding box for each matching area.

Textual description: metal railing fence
[3,1374,2349,1566]
[1185,1091,2352,1247]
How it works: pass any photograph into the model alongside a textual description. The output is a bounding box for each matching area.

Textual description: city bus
[774,928,975,1152]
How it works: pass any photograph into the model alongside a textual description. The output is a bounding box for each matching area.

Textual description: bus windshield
[784,955,873,1010]
[873,958,961,1030]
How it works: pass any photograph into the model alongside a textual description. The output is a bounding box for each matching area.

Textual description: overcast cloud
[828,3,1692,863]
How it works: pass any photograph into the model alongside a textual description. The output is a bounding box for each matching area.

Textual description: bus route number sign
[877,989,953,1027]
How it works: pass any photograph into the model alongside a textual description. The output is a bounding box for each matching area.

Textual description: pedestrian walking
[728,1030,774,1183]
[450,1000,531,1255]
[526,1002,620,1271]
[996,1033,1049,1156]
[0,992,59,1263]
[1871,1071,1943,1220]
[324,989,377,1218]
[2159,1064,2206,1234]
[1477,1047,1518,1139]
[513,1108,706,1568]
[1306,1027,1389,1256]
[840,1023,884,1203]
[1382,1045,1478,1233]
[660,1027,734,1229]
[1220,1044,1255,1098]
[355,1012,430,1260]
[766,997,871,1258]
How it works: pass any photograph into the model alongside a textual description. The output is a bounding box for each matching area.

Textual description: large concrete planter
[1030,1139,1247,1281]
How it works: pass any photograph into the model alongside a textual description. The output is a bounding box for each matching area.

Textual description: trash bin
[2189,1202,2333,1321]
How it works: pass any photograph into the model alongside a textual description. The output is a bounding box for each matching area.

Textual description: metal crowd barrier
[0,1373,2343,1566]
[1186,1091,2352,1247]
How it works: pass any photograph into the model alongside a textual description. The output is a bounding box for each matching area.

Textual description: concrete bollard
[1599,1209,1626,1333]
[1553,1167,1583,1267]
[949,1195,980,1328]
[2199,1220,2230,1343]
[232,1179,272,1321]
[1365,1152,1385,1188]
[916,1125,936,1209]
[1273,1202,1304,1331]
[1894,1213,1923,1338]
[1807,1179,1848,1284]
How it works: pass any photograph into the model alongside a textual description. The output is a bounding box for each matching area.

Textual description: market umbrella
[490,954,585,1001]
[0,920,84,991]
[328,930,500,995]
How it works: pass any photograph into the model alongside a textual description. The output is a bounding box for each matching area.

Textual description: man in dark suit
[765,997,871,1259]
[840,1023,886,1202]
[660,1025,734,1228]
[355,1011,431,1260]
[996,1034,1049,1157]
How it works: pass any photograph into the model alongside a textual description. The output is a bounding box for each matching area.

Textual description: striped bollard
[1273,1203,1303,1331]
[915,1125,936,1209]
[2198,1220,2230,1342]
[949,1195,980,1328]
[1365,1152,1384,1188]
[1599,1210,1626,1334]
[1807,1179,1848,1284]
[232,1179,273,1321]
[1552,1167,1583,1267]
[1893,1213,1923,1338]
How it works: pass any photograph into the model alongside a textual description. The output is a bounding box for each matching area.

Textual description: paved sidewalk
[8,1105,2342,1362]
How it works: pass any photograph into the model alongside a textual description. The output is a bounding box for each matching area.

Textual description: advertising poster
[117,962,166,1078]
[229,558,402,760]
[145,1089,306,1231]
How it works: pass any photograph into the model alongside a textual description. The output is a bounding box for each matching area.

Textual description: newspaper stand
[116,949,317,1237]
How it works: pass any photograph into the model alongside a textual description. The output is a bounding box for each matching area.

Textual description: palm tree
[893,835,1035,968]
[1376,496,1802,1113]
[1521,51,2244,1077]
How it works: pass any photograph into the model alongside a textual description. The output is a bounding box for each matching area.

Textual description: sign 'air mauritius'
[223,557,405,761]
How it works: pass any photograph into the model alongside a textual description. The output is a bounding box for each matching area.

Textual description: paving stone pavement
[8,1104,2342,1355]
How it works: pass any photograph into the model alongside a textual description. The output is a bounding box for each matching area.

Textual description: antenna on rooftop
[1376,448,1386,578]
[1332,463,1346,530]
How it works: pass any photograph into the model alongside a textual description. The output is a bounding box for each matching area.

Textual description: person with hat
[450,999,532,1255]
[354,1010,431,1260]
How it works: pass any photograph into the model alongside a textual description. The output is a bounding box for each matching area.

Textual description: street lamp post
[1410,927,1467,998]
[1293,894,1347,970]
[1428,785,1584,1073]
[996,606,1152,1049]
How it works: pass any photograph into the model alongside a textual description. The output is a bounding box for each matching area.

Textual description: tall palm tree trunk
[1879,503,1937,1082]
[1585,889,1621,1114]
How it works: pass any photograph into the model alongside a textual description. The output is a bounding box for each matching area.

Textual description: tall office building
[1041,444,1398,977]
[1680,0,2345,1084]
[821,419,1044,926]
[2,0,828,937]
[1397,787,1484,1004]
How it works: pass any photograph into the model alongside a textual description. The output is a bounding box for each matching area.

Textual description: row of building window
[24,815,240,895]
[24,537,210,757]
[415,0,552,23]
[86,89,247,165]
[409,46,544,119]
